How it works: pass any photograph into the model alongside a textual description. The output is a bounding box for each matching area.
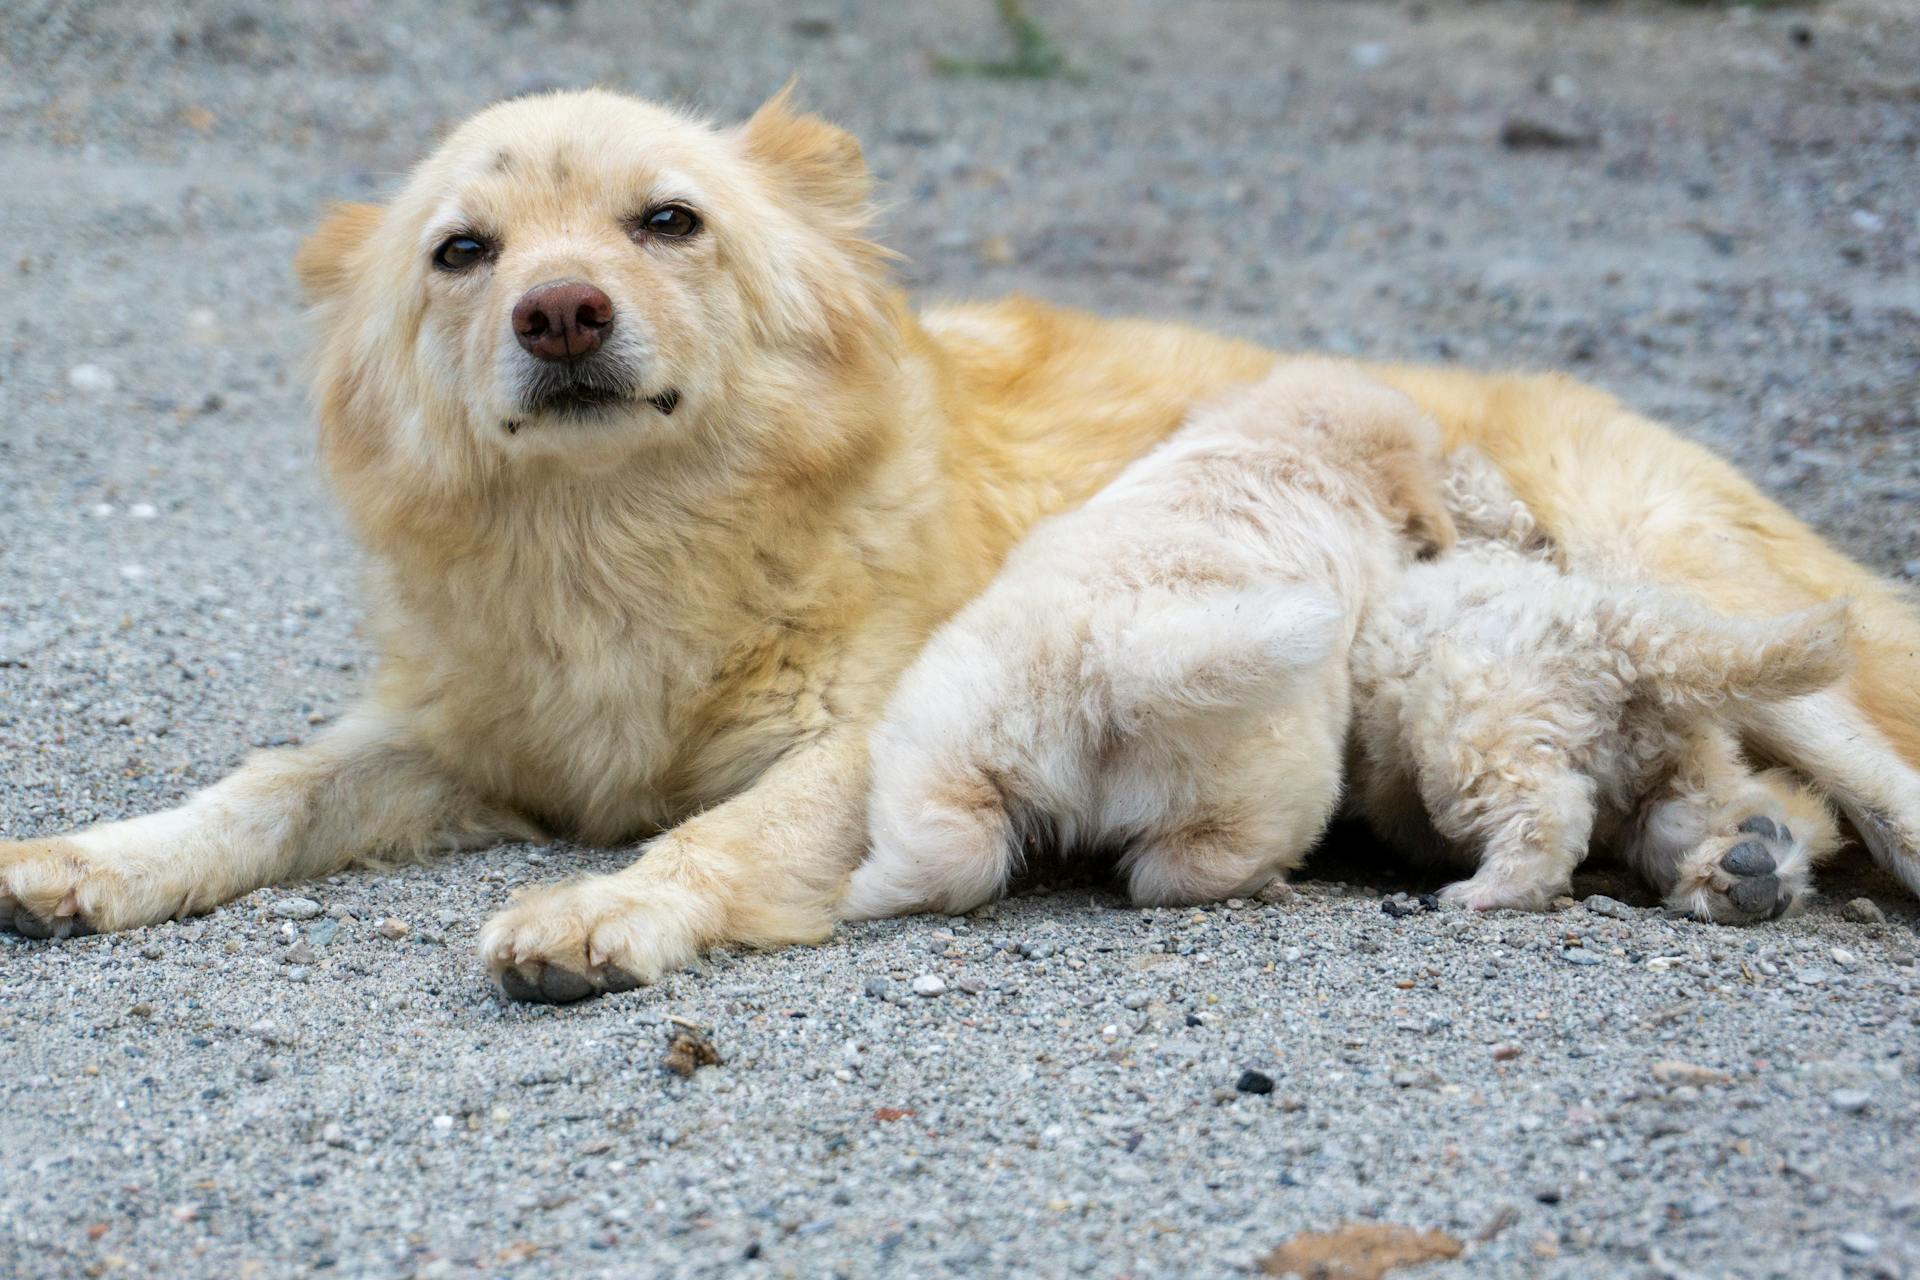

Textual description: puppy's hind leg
[841,767,1020,921]
[1434,764,1595,912]
[1122,813,1283,907]
[1621,727,1837,923]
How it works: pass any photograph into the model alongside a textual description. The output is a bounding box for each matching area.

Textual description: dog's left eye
[635,205,701,240]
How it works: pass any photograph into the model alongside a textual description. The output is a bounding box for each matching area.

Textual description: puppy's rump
[1097,585,1345,725]
[1607,596,1853,710]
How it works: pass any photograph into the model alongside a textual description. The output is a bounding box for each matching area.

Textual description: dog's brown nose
[512,281,614,362]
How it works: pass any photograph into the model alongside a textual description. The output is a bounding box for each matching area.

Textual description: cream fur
[1347,450,1850,918]
[844,364,1448,920]
[4,88,1918,999]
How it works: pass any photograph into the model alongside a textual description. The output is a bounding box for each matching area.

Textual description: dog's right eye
[432,235,490,271]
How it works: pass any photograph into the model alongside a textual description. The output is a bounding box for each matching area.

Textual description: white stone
[67,363,117,393]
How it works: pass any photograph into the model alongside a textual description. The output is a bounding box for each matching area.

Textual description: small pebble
[67,363,118,393]
[863,977,891,1000]
[375,918,410,940]
[1829,1089,1870,1114]
[1348,42,1389,69]
[1652,1061,1731,1087]
[271,897,323,921]
[1840,898,1885,925]
[1255,880,1295,905]
[1561,948,1602,966]
[910,975,946,997]
[1839,1232,1878,1256]
[1235,1069,1275,1095]
[1582,894,1634,920]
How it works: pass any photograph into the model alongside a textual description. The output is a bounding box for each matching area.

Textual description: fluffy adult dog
[4,89,1918,1002]
[1347,450,1851,919]
[844,364,1452,920]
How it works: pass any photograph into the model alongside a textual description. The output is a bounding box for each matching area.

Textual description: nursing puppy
[844,365,1453,919]
[1347,451,1849,919]
[3,87,1918,1002]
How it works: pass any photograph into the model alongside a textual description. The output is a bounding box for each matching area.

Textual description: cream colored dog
[1347,451,1851,919]
[4,88,1918,1001]
[843,364,1452,920]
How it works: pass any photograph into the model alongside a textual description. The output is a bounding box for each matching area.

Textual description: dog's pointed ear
[296,202,383,302]
[736,84,872,223]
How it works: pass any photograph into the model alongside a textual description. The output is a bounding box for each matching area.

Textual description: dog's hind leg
[1738,689,1920,897]
[1620,726,1839,922]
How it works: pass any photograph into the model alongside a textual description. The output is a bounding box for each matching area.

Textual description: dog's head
[297,87,897,488]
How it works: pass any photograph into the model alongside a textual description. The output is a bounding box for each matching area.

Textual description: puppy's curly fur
[1347,450,1850,919]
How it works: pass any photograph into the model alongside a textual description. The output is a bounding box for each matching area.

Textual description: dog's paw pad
[1721,841,1776,878]
[1672,810,1809,924]
[498,962,598,1005]
[1726,873,1782,916]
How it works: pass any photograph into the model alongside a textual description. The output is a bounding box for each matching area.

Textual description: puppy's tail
[1099,585,1345,726]
[1604,594,1854,711]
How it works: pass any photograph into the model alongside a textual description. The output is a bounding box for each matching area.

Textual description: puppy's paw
[479,874,710,1004]
[1437,873,1561,913]
[1667,813,1810,924]
[0,837,134,938]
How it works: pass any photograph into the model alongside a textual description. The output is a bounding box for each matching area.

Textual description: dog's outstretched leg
[0,705,528,938]
[1621,727,1837,922]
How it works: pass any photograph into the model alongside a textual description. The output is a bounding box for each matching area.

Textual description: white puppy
[841,363,1454,919]
[1346,449,1851,920]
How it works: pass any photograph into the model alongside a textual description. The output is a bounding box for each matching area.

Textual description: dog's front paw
[478,873,711,1004]
[0,837,134,938]
[1667,814,1810,924]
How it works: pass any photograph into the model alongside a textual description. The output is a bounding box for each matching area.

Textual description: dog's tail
[1602,593,1854,711]
[1098,585,1345,726]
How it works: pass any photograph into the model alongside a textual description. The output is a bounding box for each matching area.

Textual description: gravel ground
[3,1,1918,1277]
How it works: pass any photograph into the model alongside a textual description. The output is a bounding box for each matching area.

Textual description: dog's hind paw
[1666,812,1810,924]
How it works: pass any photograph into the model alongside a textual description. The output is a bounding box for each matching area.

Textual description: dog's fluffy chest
[372,534,846,842]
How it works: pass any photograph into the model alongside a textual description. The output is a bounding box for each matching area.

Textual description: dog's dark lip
[504,385,680,434]
[528,382,634,416]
